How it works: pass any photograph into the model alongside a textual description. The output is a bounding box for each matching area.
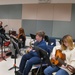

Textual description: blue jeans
[56,69,69,75]
[44,66,60,75]
[19,52,41,75]
[44,66,69,75]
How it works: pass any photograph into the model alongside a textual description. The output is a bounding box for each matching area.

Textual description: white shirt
[50,45,61,59]
[61,47,75,75]
[50,45,75,75]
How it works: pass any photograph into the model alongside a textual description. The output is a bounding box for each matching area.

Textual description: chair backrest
[44,36,56,46]
[49,38,56,46]
[47,45,54,56]
[30,33,35,40]
[44,35,50,45]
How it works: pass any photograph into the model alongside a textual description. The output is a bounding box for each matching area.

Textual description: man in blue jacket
[16,31,49,75]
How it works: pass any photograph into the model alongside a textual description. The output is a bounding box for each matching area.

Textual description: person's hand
[66,65,75,73]
[28,47,32,51]
[19,39,23,43]
[61,65,66,68]
[10,34,13,36]
[10,34,15,37]
[33,50,35,52]
[26,47,32,53]
[10,34,17,40]
[51,55,55,60]
[19,39,22,41]
[50,55,56,65]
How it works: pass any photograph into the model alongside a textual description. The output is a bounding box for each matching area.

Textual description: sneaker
[11,55,17,59]
[15,70,22,75]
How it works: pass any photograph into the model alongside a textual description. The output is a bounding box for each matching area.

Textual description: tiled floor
[0,56,21,75]
[0,36,32,75]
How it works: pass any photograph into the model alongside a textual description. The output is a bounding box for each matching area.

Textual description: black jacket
[0,26,5,34]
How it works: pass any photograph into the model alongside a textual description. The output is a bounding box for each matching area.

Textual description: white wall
[0,0,38,5]
[51,0,75,3]
[0,0,75,5]
[0,19,22,33]
[22,4,72,21]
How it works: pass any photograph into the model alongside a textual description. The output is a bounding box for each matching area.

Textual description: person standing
[0,21,5,34]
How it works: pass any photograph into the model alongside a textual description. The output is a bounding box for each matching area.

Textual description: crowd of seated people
[1,21,75,75]
[9,28,26,58]
[14,29,75,75]
[16,31,50,75]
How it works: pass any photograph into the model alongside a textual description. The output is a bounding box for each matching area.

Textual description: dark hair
[36,31,45,38]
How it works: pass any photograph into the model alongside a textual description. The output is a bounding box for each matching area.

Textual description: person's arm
[2,28,5,33]
[61,49,75,73]
[0,26,5,34]
[49,46,56,59]
[70,49,75,68]
[64,50,75,73]
[49,45,61,59]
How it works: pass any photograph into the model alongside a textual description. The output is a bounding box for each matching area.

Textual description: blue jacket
[30,40,48,56]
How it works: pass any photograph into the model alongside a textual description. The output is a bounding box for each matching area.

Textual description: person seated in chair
[9,30,18,58]
[10,28,26,58]
[17,28,26,49]
[16,31,49,75]
[44,35,75,75]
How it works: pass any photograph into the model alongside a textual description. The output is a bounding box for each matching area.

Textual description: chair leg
[36,67,40,75]
[4,46,8,53]
[3,45,6,52]
[36,60,43,75]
